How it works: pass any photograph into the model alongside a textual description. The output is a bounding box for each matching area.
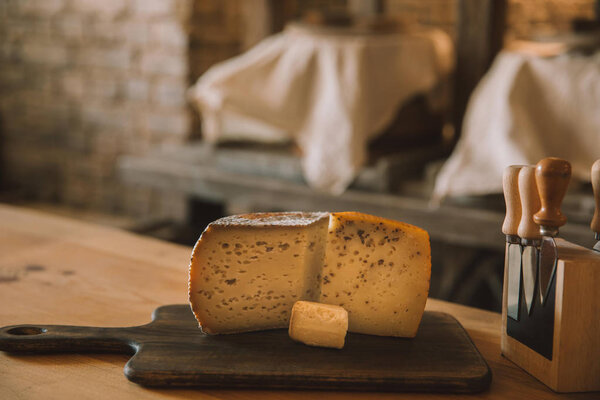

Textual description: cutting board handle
[0,324,140,354]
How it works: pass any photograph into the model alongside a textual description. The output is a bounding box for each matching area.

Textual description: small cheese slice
[320,212,431,337]
[288,301,348,349]
[188,211,431,337]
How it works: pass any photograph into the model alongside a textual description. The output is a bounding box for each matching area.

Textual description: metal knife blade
[593,231,600,252]
[522,244,537,315]
[591,160,600,250]
[502,165,524,321]
[506,240,522,320]
[539,237,557,305]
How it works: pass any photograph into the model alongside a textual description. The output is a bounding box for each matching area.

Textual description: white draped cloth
[189,24,453,194]
[433,50,600,201]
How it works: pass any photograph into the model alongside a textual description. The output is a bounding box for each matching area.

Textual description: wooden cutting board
[0,304,491,393]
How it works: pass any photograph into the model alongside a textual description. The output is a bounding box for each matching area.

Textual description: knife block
[501,238,600,392]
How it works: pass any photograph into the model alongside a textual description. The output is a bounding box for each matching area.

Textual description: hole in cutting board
[7,327,46,335]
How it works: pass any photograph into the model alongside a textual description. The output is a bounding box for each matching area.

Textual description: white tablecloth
[189,24,453,194]
[433,50,600,201]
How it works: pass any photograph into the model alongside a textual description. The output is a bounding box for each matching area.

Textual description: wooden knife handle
[591,159,600,234]
[502,165,523,236]
[518,166,542,240]
[533,158,571,230]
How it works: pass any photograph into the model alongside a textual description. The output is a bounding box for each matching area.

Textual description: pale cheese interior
[189,214,328,334]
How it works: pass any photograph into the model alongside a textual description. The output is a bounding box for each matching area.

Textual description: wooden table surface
[0,204,597,399]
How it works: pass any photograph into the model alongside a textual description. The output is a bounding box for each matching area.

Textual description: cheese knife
[590,159,600,252]
[533,157,571,306]
[518,165,542,315]
[502,165,524,320]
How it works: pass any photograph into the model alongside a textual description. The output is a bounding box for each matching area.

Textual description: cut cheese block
[188,211,431,337]
[288,301,348,349]
[188,212,329,334]
[320,212,431,337]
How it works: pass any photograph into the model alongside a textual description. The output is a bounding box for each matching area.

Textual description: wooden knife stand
[501,238,600,392]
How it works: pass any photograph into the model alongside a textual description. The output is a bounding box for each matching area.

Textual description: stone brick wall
[0,0,192,218]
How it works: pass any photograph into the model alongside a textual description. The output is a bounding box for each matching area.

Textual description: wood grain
[517,166,541,240]
[0,204,598,399]
[117,143,600,251]
[534,158,571,230]
[501,239,600,392]
[502,165,523,236]
[556,242,600,391]
[0,306,491,392]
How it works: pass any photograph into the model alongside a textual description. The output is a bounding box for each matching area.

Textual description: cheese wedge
[188,211,431,337]
[320,212,431,337]
[188,212,329,334]
[288,301,348,349]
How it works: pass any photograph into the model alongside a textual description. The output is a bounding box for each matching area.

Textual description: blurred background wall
[0,0,595,220]
[0,0,192,220]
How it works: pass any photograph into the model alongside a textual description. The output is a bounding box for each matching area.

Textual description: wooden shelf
[117,143,597,251]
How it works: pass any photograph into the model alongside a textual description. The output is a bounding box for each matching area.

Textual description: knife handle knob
[533,157,571,230]
[591,159,600,234]
[502,165,523,236]
[518,165,542,240]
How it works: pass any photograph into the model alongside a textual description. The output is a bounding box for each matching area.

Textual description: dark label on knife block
[507,271,555,360]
